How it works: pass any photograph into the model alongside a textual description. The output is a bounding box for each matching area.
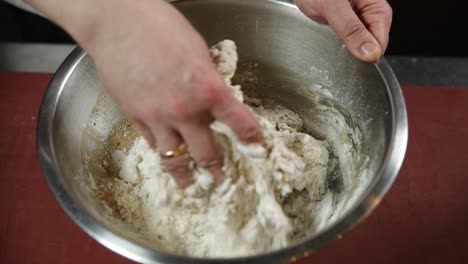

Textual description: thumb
[320,0,382,62]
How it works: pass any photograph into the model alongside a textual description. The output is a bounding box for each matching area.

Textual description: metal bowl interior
[37,0,407,263]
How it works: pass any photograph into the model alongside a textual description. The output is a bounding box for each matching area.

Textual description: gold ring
[160,143,188,159]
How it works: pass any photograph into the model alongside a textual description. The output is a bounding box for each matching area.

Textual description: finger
[153,126,193,188]
[294,0,328,23]
[133,120,156,148]
[358,0,393,53]
[211,93,263,143]
[178,119,225,186]
[320,0,382,62]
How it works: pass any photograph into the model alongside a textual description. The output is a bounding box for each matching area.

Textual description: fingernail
[360,42,380,59]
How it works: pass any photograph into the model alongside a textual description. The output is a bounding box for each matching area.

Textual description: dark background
[0,0,467,57]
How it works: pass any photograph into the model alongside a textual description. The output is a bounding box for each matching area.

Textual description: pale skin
[26,0,392,188]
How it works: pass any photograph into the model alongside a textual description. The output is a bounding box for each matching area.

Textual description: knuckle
[311,15,327,24]
[217,103,262,142]
[164,159,191,177]
[372,1,393,21]
[197,157,223,171]
[214,102,239,123]
[296,0,326,19]
[195,75,225,106]
[384,2,393,20]
[294,0,308,12]
[308,0,326,12]
[241,123,262,143]
[343,23,367,41]
[169,97,194,122]
[203,82,224,106]
[169,72,225,122]
[239,116,262,142]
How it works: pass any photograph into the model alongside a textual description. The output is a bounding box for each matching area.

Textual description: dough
[95,40,329,257]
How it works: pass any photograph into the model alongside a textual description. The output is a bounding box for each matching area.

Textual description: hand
[294,0,392,62]
[28,0,262,187]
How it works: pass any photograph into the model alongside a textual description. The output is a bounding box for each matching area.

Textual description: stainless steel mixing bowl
[37,0,408,263]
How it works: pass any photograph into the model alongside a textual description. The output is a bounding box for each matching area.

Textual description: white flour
[95,40,330,257]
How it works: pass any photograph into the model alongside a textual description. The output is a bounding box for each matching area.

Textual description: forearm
[25,0,176,57]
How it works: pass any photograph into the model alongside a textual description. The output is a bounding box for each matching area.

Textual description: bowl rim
[36,1,408,263]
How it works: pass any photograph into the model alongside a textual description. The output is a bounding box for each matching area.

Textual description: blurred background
[1,0,466,57]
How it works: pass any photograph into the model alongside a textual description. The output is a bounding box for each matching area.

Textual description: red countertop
[1,72,467,263]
